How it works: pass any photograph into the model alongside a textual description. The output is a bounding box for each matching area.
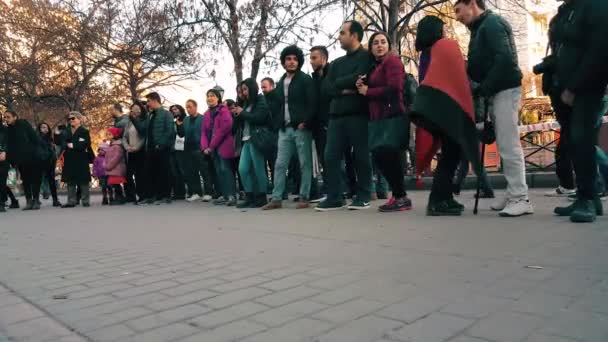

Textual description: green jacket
[272,70,317,131]
[549,0,608,94]
[322,46,372,118]
[146,107,175,150]
[177,114,203,151]
[467,11,522,96]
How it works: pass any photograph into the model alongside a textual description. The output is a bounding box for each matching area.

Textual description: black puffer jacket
[6,119,44,165]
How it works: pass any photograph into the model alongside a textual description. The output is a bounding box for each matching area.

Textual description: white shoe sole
[498,209,534,217]
[348,204,371,210]
[315,205,346,212]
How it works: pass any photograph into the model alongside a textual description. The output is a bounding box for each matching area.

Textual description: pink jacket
[366,53,406,121]
[104,140,126,177]
[200,104,235,159]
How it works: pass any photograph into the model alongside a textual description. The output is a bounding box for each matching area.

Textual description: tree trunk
[388,0,399,51]
[249,0,270,81]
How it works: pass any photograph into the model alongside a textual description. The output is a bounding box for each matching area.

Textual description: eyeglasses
[68,117,76,121]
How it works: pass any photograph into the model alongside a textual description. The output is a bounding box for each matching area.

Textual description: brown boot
[262,200,282,210]
[296,200,310,209]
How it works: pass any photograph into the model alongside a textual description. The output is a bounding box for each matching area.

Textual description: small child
[92,144,110,205]
[105,127,127,205]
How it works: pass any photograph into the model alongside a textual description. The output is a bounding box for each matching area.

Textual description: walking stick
[474,98,491,215]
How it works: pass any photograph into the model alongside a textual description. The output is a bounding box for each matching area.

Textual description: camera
[533,55,556,75]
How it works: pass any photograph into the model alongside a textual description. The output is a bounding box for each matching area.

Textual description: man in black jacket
[263,45,316,210]
[309,45,330,202]
[0,119,8,212]
[316,20,373,211]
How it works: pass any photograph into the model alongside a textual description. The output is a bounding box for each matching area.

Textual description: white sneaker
[499,198,534,217]
[310,195,326,204]
[544,186,576,197]
[490,197,508,211]
[202,195,213,202]
[186,194,201,202]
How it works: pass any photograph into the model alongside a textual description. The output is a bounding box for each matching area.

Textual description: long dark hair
[241,78,259,108]
[37,122,52,142]
[131,101,148,119]
[367,31,392,58]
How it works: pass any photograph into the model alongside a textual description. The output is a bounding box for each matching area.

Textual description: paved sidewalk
[0,190,607,342]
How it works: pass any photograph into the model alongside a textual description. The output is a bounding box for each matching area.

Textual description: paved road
[0,190,607,342]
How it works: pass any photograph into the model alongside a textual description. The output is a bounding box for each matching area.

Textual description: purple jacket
[200,104,235,159]
[366,53,406,121]
[104,140,127,177]
[92,155,106,178]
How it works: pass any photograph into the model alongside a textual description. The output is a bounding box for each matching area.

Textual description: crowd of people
[1,0,607,222]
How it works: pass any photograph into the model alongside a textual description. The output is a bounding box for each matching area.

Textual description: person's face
[147,99,160,110]
[3,112,16,126]
[186,101,197,115]
[261,80,274,94]
[283,55,299,73]
[170,107,180,117]
[309,50,326,71]
[206,92,219,107]
[40,124,49,134]
[130,105,141,118]
[112,106,122,118]
[454,2,475,26]
[68,115,81,128]
[236,85,243,99]
[241,85,250,100]
[371,34,390,59]
[339,22,356,50]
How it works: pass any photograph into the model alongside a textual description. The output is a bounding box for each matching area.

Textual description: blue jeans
[272,128,313,201]
[213,152,235,198]
[238,142,268,194]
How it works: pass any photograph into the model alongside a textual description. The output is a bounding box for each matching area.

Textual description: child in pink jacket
[104,127,127,205]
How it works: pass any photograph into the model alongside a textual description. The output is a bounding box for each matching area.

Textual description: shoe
[202,195,213,202]
[61,204,76,208]
[125,197,136,203]
[348,199,371,210]
[377,192,389,200]
[427,201,462,216]
[315,200,346,212]
[43,194,50,200]
[453,184,461,196]
[447,198,465,212]
[9,202,19,209]
[379,197,412,212]
[490,197,508,211]
[0,206,5,213]
[498,199,534,217]
[226,196,237,206]
[570,199,597,223]
[545,186,576,197]
[110,199,126,205]
[555,197,604,216]
[82,203,90,207]
[213,196,227,205]
[22,201,34,211]
[186,194,202,202]
[239,191,246,201]
[600,192,607,201]
[253,193,268,208]
[143,198,155,205]
[153,199,164,205]
[165,198,173,204]
[262,200,282,210]
[310,195,326,204]
[237,193,255,209]
[292,196,300,203]
[474,190,495,199]
[31,201,40,210]
[296,200,310,209]
[52,200,62,207]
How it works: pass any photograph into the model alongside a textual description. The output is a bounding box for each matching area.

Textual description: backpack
[403,73,418,109]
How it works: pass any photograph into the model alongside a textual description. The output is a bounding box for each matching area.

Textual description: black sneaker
[570,199,597,223]
[379,197,412,212]
[213,197,228,205]
[9,202,19,209]
[556,197,603,216]
[226,196,237,207]
[348,199,371,210]
[315,200,346,212]
[427,201,463,216]
[447,198,465,212]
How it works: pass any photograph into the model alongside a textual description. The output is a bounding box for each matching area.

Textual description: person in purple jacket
[356,31,412,213]
[201,88,237,206]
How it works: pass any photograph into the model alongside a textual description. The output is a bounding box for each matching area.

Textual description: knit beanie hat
[108,127,122,139]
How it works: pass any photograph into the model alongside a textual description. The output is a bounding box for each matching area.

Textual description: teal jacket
[467,11,523,96]
[177,114,203,151]
[272,70,317,130]
[146,107,175,150]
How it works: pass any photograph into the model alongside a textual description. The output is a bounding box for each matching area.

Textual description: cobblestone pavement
[0,190,607,342]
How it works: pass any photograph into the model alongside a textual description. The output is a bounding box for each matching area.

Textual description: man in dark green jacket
[455,0,533,218]
[543,0,608,222]
[263,45,316,210]
[316,20,373,211]
[145,92,175,204]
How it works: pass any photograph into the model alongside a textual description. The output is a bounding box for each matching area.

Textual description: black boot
[570,199,598,223]
[31,201,41,210]
[427,200,462,216]
[22,200,34,211]
[555,197,603,217]
[9,201,19,209]
[237,193,254,209]
[102,197,109,206]
[52,198,62,207]
[253,193,268,208]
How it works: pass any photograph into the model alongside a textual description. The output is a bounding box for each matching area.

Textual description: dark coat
[366,53,406,121]
[62,126,92,184]
[6,119,44,165]
[0,125,7,167]
[272,70,317,131]
[312,64,330,131]
[146,107,175,150]
[466,11,523,97]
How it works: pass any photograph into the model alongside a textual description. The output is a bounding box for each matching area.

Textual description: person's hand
[127,147,135,153]
[561,89,576,107]
[176,119,184,126]
[357,84,368,96]
[203,148,211,155]
[67,143,74,149]
[297,123,306,130]
[341,89,356,95]
[0,152,5,162]
[355,78,364,88]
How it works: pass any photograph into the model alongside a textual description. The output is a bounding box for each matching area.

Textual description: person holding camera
[536,0,608,222]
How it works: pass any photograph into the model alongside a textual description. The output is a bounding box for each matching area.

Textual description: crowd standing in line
[2,0,607,223]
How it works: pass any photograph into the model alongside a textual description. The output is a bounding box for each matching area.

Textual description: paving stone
[388,313,474,342]
[240,318,333,342]
[145,289,218,311]
[3,316,73,341]
[60,293,169,321]
[538,309,608,342]
[251,300,328,327]
[537,270,602,297]
[258,273,317,291]
[467,311,545,342]
[376,295,449,324]
[262,266,315,279]
[441,295,513,319]
[178,319,267,342]
[508,291,573,317]
[201,287,272,309]
[76,307,153,332]
[125,304,210,331]
[160,278,225,297]
[445,337,491,342]
[117,322,199,342]
[314,315,403,342]
[482,277,541,300]
[210,276,272,293]
[66,283,133,300]
[46,295,117,315]
[312,298,386,324]
[308,274,362,290]
[87,324,135,342]
[188,301,269,329]
[254,286,322,307]
[524,334,577,342]
[112,281,180,298]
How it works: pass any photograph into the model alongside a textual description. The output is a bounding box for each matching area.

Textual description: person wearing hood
[201,89,237,205]
[232,78,274,208]
[454,0,533,217]
[356,32,412,213]
[262,45,316,210]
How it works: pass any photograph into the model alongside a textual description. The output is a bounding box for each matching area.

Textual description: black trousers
[373,147,407,198]
[18,163,43,202]
[127,150,148,200]
[170,151,187,198]
[552,95,576,190]
[309,125,327,199]
[430,134,462,203]
[182,150,216,197]
[147,148,171,200]
[1,163,9,204]
[42,159,59,202]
